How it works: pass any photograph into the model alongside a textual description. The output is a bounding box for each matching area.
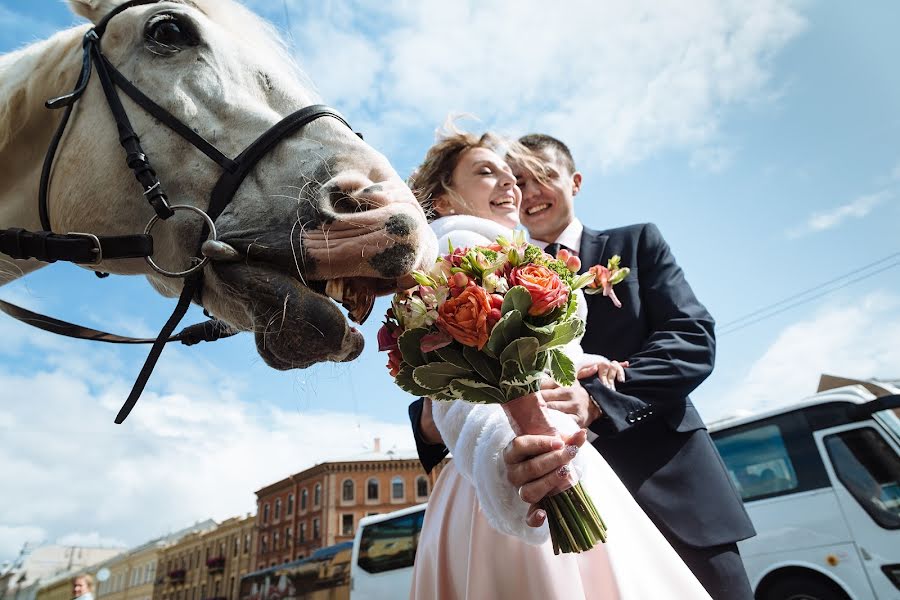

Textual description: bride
[406,125,713,599]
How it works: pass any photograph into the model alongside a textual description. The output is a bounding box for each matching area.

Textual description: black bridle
[0,0,358,422]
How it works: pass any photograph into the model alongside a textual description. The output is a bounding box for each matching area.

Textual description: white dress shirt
[527,218,584,255]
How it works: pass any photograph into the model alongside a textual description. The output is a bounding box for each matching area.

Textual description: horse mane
[0,0,319,158]
[0,28,85,157]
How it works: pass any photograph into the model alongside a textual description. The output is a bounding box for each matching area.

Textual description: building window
[341,514,354,536]
[314,483,322,507]
[416,476,429,498]
[244,533,250,554]
[262,503,270,523]
[285,527,291,547]
[392,476,405,500]
[287,494,294,515]
[261,536,268,554]
[300,489,308,511]
[274,498,281,520]
[367,478,379,501]
[313,518,320,539]
[233,535,238,557]
[299,522,306,543]
[342,479,355,502]
[273,531,279,550]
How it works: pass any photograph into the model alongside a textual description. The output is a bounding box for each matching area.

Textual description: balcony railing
[206,556,226,573]
[167,569,186,583]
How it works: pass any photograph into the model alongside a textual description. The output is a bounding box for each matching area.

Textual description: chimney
[373,437,381,453]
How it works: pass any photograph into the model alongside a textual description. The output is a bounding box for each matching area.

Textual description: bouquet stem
[502,391,608,554]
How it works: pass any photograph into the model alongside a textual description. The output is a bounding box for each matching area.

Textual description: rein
[0,0,358,422]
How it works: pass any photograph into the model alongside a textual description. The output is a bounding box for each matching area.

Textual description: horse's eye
[146,15,198,51]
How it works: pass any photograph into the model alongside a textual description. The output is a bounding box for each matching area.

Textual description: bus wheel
[762,574,848,600]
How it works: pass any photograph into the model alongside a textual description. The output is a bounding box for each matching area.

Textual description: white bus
[710,378,900,599]
[350,503,426,600]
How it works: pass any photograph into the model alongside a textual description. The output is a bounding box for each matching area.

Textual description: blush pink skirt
[410,462,620,600]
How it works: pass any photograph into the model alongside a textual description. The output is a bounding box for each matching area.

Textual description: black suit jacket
[410,222,755,548]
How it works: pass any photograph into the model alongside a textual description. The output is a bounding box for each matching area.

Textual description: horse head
[34,0,436,369]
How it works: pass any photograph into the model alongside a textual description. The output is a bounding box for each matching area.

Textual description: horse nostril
[330,193,372,214]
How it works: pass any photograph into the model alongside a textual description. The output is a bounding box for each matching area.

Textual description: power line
[719,256,900,336]
[719,250,900,329]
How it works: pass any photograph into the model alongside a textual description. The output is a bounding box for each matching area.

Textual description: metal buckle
[143,205,217,278]
[68,232,103,265]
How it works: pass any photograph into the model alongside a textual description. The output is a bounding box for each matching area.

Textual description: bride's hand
[595,359,628,390]
[503,429,588,527]
[572,359,628,391]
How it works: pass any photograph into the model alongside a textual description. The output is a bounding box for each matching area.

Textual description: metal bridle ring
[143,204,217,278]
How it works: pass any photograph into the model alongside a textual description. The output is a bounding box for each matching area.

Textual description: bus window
[824,427,900,529]
[356,510,425,574]
[714,424,799,501]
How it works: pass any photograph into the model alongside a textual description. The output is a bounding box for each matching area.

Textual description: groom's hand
[503,429,588,527]
[542,378,602,429]
[419,398,443,445]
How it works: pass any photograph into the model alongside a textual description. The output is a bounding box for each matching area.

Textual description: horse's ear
[68,0,128,24]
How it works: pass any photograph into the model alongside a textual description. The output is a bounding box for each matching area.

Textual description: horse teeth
[201,240,242,262]
[347,290,375,325]
[325,278,345,302]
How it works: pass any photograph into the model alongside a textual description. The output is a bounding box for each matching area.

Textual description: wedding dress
[409,215,712,600]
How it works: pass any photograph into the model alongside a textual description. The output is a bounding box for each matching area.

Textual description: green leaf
[499,337,540,373]
[501,358,524,384]
[436,345,470,370]
[501,286,532,315]
[537,319,585,351]
[523,321,556,346]
[547,349,576,386]
[485,310,523,357]
[394,366,433,396]
[398,328,428,367]
[412,362,470,392]
[431,389,457,402]
[449,379,506,404]
[463,346,501,384]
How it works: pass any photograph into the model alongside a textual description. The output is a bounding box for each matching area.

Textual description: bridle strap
[90,38,174,220]
[0,297,233,345]
[207,104,351,221]
[0,229,152,264]
[105,59,238,172]
[115,273,200,424]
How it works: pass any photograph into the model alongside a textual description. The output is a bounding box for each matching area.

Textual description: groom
[409,134,756,599]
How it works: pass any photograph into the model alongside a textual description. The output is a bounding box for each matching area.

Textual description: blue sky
[1,0,898,561]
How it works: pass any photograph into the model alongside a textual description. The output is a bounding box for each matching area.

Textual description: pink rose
[509,264,569,316]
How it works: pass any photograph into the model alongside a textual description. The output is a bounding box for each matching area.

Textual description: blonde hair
[73,574,94,592]
[409,118,543,220]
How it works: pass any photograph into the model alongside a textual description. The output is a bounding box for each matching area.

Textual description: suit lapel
[578,226,609,274]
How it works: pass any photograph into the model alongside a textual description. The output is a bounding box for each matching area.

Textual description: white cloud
[713,291,900,421]
[787,190,892,238]
[0,334,417,563]
[274,0,806,169]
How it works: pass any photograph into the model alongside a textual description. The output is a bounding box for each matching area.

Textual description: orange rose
[437,285,492,349]
[509,264,569,316]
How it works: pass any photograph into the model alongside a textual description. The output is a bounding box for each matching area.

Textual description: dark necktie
[544,242,573,258]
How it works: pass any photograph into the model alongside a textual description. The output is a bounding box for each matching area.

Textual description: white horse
[0,0,435,370]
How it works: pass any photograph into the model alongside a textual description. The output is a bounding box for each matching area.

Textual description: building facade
[156,515,255,600]
[254,441,439,570]
[3,546,123,600]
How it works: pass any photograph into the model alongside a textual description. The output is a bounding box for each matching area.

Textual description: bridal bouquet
[379,231,629,554]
